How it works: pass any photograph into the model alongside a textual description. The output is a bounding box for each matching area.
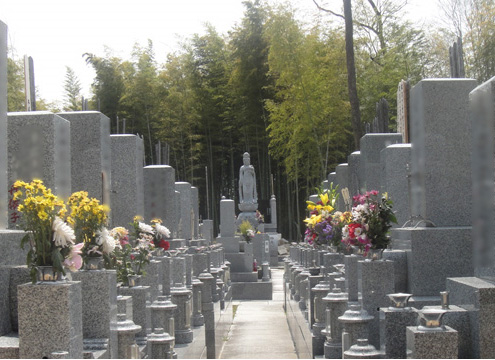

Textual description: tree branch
[312,0,345,20]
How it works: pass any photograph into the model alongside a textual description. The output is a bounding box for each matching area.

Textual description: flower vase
[84,256,103,270]
[366,248,385,261]
[127,275,141,287]
[36,266,63,283]
[350,245,364,256]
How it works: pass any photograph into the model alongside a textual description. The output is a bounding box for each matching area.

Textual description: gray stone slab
[358,260,395,348]
[0,333,19,359]
[216,236,239,253]
[191,186,199,239]
[360,133,402,192]
[327,172,336,186]
[470,77,495,280]
[202,220,214,244]
[176,182,192,240]
[345,255,360,302]
[57,111,111,206]
[18,281,83,359]
[0,21,7,228]
[71,270,118,358]
[347,151,362,197]
[231,281,272,300]
[383,250,408,293]
[7,112,71,228]
[409,79,477,226]
[406,325,458,359]
[335,163,349,211]
[225,253,253,273]
[231,272,258,282]
[0,267,10,336]
[220,198,236,237]
[252,233,270,264]
[446,276,495,358]
[143,165,176,235]
[8,266,30,333]
[117,285,150,343]
[383,308,417,359]
[407,227,473,296]
[110,134,144,229]
[0,230,27,266]
[380,144,411,228]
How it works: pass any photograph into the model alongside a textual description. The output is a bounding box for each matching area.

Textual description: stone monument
[237,152,258,228]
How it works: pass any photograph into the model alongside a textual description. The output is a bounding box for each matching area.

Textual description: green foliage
[63,66,82,111]
[7,55,25,111]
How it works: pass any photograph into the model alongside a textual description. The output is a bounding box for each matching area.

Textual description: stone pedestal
[322,287,348,359]
[18,281,83,359]
[147,328,174,359]
[118,285,150,346]
[339,304,373,352]
[191,278,205,326]
[359,259,395,349]
[311,280,331,357]
[170,286,193,344]
[198,272,216,359]
[382,307,417,358]
[115,313,141,359]
[141,259,162,302]
[220,198,235,237]
[345,255,361,302]
[406,326,458,358]
[171,256,186,287]
[382,250,408,293]
[175,182,192,240]
[193,252,208,277]
[71,270,118,358]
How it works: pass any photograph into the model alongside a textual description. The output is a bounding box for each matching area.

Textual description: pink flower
[64,243,84,272]
[370,190,379,196]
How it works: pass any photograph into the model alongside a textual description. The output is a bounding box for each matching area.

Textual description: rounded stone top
[338,304,374,323]
[150,296,177,310]
[313,281,331,293]
[148,329,174,343]
[323,287,349,302]
[344,338,380,358]
[198,272,215,280]
[116,313,142,333]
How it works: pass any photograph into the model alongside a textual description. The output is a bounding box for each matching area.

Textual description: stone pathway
[219,268,297,359]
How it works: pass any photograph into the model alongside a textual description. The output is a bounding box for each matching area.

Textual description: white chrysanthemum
[342,225,349,238]
[52,216,75,248]
[155,223,171,238]
[97,227,116,254]
[138,222,154,234]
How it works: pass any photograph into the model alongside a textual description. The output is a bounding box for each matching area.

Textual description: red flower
[130,254,135,260]
[348,223,362,239]
[158,239,170,250]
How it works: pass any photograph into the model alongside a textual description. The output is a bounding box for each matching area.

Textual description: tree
[7,54,25,112]
[63,66,82,111]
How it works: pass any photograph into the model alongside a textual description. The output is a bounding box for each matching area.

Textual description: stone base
[192,313,205,327]
[383,308,417,359]
[18,281,83,359]
[225,253,253,273]
[216,237,239,253]
[406,326,458,359]
[0,230,27,266]
[446,276,495,358]
[324,340,342,359]
[232,281,272,300]
[312,332,325,357]
[393,227,473,295]
[118,286,150,342]
[169,239,186,250]
[383,250,408,293]
[175,329,193,344]
[0,333,19,359]
[231,272,258,282]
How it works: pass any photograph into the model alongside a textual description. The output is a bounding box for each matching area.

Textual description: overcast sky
[2,0,439,107]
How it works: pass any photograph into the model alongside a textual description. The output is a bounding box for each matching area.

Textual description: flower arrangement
[150,218,171,250]
[304,187,351,248]
[109,226,135,285]
[341,190,397,255]
[129,216,156,275]
[239,220,255,243]
[12,179,83,282]
[67,191,113,265]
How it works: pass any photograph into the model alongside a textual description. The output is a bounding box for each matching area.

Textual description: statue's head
[243,152,250,166]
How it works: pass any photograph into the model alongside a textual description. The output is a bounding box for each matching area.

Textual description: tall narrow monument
[237,152,258,228]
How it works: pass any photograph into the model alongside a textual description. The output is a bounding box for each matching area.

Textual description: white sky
[2,0,439,107]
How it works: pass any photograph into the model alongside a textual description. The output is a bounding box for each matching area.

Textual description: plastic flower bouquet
[150,218,171,251]
[67,191,113,265]
[12,179,83,282]
[341,190,397,255]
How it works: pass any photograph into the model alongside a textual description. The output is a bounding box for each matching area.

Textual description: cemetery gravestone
[110,134,144,229]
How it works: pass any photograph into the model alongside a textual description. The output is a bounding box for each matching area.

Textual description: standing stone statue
[239,152,258,208]
[237,152,259,227]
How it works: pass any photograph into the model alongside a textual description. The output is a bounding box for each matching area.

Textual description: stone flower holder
[418,309,447,331]
[387,293,413,311]
[343,338,381,359]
